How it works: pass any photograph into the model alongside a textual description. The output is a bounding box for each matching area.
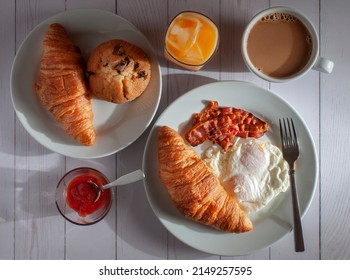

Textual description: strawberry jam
[66,175,107,217]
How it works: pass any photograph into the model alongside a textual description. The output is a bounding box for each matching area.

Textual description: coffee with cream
[246,13,313,78]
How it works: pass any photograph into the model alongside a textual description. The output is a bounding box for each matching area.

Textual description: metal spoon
[87,169,145,202]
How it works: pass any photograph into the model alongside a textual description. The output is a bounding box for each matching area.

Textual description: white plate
[142,81,318,256]
[11,9,161,159]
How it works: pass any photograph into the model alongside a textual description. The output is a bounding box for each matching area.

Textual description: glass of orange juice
[164,11,219,71]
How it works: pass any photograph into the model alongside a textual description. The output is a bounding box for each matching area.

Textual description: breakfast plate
[11,9,161,158]
[142,81,318,256]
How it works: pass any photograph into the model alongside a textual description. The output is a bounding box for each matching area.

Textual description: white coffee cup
[241,6,334,83]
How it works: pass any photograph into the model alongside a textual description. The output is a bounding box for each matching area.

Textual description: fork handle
[289,170,305,252]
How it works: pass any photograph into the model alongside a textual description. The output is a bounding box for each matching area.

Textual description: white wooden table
[1,0,349,260]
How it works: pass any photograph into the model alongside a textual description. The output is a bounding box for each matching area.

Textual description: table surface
[1,0,349,260]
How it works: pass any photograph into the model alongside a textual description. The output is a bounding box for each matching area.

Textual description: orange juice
[164,11,219,70]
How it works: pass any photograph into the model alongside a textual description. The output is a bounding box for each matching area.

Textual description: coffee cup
[241,6,334,83]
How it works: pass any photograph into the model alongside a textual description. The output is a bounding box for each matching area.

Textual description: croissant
[33,23,95,146]
[158,126,253,233]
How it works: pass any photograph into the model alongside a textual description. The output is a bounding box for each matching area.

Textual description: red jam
[66,175,108,217]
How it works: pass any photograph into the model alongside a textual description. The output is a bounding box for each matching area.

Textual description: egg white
[203,138,289,213]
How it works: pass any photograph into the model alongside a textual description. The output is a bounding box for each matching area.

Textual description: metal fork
[279,118,305,252]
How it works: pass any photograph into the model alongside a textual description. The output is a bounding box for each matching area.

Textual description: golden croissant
[33,23,96,146]
[158,126,253,233]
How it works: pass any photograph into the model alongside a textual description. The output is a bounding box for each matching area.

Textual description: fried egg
[203,138,289,213]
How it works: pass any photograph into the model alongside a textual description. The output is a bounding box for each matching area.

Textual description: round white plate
[11,9,162,159]
[142,81,318,256]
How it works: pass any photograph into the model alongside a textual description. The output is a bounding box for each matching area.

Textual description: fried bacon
[185,101,269,151]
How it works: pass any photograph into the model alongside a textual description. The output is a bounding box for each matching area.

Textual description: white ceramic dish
[11,9,162,159]
[142,81,318,256]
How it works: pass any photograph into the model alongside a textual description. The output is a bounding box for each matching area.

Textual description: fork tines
[279,118,299,152]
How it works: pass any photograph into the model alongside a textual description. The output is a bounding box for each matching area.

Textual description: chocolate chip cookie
[87,39,151,103]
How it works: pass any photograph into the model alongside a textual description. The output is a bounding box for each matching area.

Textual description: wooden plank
[63,0,117,260]
[220,0,269,89]
[14,0,66,259]
[116,0,168,260]
[164,0,221,260]
[66,0,115,10]
[221,0,320,259]
[268,0,320,260]
[166,0,221,104]
[220,0,270,260]
[320,0,350,260]
[64,158,117,260]
[0,0,16,260]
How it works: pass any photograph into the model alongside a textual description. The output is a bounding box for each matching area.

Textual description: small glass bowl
[55,167,113,226]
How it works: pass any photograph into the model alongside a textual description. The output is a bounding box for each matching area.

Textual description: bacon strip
[185,101,269,151]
